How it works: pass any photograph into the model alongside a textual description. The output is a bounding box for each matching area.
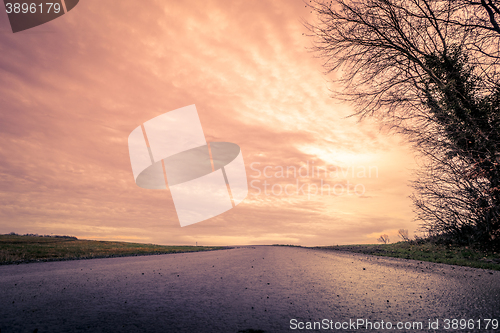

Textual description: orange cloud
[0,0,417,245]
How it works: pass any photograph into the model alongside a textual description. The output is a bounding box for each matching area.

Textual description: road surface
[0,246,499,332]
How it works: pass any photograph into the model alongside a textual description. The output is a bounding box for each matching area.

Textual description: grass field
[4,234,499,270]
[0,234,224,264]
[318,242,500,271]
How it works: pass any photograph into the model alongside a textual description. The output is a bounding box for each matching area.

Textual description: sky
[0,0,418,246]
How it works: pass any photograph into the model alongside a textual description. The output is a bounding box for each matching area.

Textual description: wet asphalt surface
[0,246,499,333]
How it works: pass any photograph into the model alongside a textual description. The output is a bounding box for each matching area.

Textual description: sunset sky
[0,0,418,246]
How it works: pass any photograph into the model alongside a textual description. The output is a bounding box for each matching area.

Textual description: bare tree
[377,234,390,244]
[398,229,410,242]
[308,0,500,250]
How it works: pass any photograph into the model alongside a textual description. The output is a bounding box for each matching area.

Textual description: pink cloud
[0,0,416,245]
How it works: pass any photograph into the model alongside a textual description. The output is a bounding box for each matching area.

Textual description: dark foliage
[308,0,500,250]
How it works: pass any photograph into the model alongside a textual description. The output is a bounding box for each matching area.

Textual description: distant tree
[377,234,390,244]
[398,229,410,242]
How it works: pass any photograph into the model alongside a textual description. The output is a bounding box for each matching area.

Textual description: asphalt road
[0,246,499,333]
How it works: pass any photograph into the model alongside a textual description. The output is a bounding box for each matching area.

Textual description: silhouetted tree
[308,0,500,249]
[398,229,410,242]
[377,234,390,244]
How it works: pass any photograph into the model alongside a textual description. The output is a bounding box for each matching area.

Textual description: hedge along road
[0,246,498,333]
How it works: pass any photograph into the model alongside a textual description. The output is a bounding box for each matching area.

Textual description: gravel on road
[0,246,498,332]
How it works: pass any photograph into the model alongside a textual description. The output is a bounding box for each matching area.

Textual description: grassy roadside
[0,234,225,265]
[317,242,500,271]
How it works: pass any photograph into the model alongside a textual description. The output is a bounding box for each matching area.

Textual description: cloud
[0,0,417,245]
